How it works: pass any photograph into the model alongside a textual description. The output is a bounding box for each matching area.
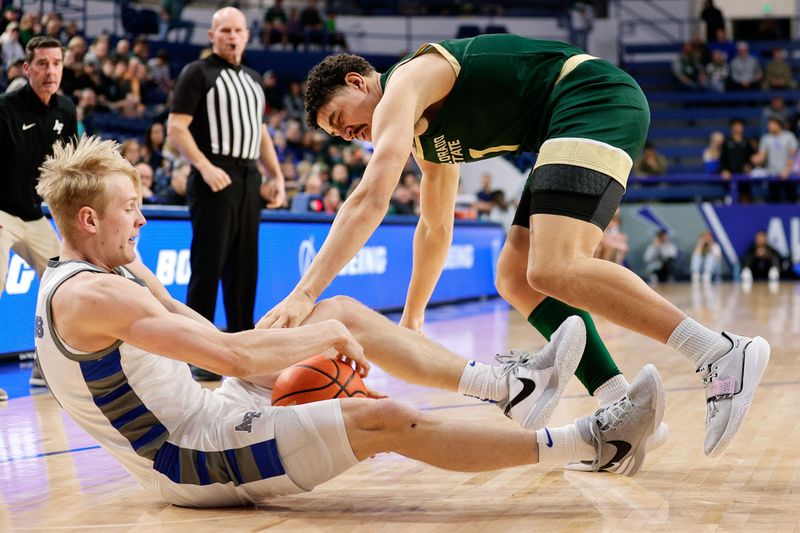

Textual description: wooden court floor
[1,282,799,532]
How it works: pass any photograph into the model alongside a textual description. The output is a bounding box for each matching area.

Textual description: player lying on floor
[33,136,664,507]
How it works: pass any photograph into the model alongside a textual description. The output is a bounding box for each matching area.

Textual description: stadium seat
[455,25,481,39]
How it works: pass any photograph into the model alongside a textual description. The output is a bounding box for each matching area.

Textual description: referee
[168,7,285,381]
[0,36,77,397]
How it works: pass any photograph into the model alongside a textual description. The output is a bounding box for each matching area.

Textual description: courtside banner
[699,203,800,271]
[0,212,504,356]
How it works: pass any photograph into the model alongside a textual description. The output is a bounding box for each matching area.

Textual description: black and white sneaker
[576,364,665,477]
[496,316,585,430]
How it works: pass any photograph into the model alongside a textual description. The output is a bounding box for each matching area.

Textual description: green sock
[528,297,620,395]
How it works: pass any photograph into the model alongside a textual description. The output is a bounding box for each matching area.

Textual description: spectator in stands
[690,231,721,283]
[159,0,195,43]
[703,130,724,173]
[729,41,761,90]
[763,48,795,90]
[488,189,515,232]
[325,11,348,51]
[42,13,65,44]
[3,59,24,93]
[673,41,707,90]
[62,20,80,45]
[720,118,754,179]
[700,0,725,43]
[644,230,678,283]
[283,80,305,123]
[567,1,595,53]
[330,162,350,197]
[473,172,494,218]
[634,142,668,176]
[741,230,781,282]
[84,34,110,66]
[18,13,38,48]
[67,35,86,63]
[761,95,792,134]
[147,49,173,94]
[0,22,23,68]
[113,38,130,61]
[402,170,421,203]
[76,87,97,136]
[135,161,158,203]
[705,49,729,92]
[594,208,628,265]
[299,0,325,50]
[120,138,143,165]
[390,184,417,215]
[0,6,20,36]
[261,69,284,113]
[322,184,342,214]
[263,0,288,48]
[143,121,167,171]
[707,28,735,61]
[132,37,150,62]
[752,116,798,202]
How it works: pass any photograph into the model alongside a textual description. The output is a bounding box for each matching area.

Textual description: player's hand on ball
[323,323,370,377]
[258,290,316,329]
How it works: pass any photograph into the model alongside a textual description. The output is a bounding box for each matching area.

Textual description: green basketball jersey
[379,34,587,165]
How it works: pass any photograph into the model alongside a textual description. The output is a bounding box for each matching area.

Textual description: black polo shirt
[172,54,265,162]
[0,83,77,221]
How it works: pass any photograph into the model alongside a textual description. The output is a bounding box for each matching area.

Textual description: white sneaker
[701,332,770,457]
[495,315,586,430]
[576,364,665,477]
[565,422,669,472]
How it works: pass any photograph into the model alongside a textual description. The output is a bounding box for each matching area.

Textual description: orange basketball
[272,354,368,406]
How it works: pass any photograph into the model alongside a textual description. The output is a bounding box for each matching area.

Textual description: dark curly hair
[304,54,376,130]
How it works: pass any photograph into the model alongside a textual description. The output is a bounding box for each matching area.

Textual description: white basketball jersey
[34,260,300,505]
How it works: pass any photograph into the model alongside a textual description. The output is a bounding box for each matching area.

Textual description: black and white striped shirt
[172,54,265,160]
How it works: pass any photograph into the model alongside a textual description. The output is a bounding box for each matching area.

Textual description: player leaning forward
[34,136,662,507]
[263,34,770,458]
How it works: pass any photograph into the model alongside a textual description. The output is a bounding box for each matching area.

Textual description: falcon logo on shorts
[235,411,262,433]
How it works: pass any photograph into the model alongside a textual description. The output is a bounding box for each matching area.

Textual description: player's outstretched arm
[260,53,457,329]
[52,273,369,377]
[400,159,460,332]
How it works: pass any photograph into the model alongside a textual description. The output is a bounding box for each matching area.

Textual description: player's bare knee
[315,295,364,328]
[526,260,569,297]
[346,399,421,433]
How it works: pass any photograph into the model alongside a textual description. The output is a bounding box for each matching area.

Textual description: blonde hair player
[33,135,663,506]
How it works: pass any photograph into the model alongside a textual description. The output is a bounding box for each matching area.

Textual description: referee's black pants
[186,158,262,332]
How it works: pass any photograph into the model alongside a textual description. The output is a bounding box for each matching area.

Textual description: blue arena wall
[0,209,505,358]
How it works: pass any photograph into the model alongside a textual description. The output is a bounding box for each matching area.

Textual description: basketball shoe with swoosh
[575,364,665,477]
[701,332,770,457]
[495,315,586,430]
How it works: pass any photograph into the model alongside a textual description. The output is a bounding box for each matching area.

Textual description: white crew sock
[536,423,595,464]
[667,317,732,370]
[457,361,507,402]
[594,374,631,407]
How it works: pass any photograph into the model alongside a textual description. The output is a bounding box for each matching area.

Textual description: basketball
[271,354,368,406]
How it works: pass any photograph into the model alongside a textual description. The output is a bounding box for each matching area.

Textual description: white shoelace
[492,349,535,381]
[589,396,633,471]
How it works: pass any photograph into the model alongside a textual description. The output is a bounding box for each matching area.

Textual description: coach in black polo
[168,7,285,380]
[0,36,77,395]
